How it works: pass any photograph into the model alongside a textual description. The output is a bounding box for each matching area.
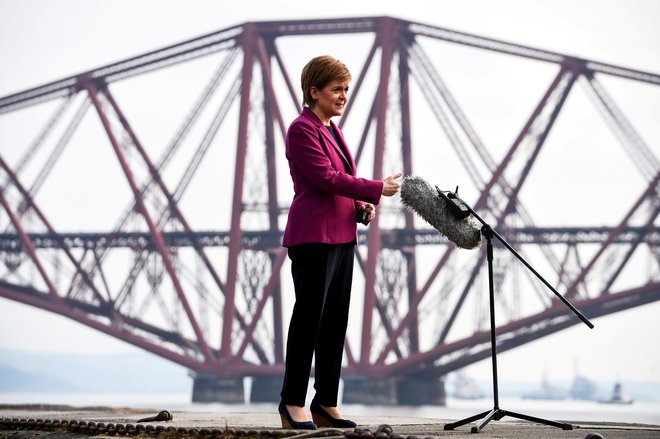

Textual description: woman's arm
[287,121,383,204]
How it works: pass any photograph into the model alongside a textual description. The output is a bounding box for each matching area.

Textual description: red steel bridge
[1,17,658,404]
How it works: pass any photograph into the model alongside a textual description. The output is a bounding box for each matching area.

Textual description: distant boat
[570,374,597,400]
[598,382,633,405]
[522,376,567,400]
[451,373,484,400]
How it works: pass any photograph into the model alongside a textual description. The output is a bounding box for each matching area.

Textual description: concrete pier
[342,377,398,405]
[396,377,446,406]
[342,377,446,406]
[191,375,244,403]
[249,376,281,403]
[190,375,445,405]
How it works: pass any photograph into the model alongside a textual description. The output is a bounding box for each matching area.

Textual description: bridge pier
[249,376,282,403]
[396,376,446,406]
[342,377,397,405]
[191,374,245,403]
[342,376,446,406]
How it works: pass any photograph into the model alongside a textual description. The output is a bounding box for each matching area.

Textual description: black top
[326,124,343,147]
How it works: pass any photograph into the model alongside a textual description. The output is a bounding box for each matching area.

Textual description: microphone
[400,175,481,249]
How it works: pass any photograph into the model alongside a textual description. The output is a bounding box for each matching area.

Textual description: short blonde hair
[300,55,352,108]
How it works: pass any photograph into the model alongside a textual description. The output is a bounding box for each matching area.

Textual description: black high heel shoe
[310,399,357,428]
[278,401,317,430]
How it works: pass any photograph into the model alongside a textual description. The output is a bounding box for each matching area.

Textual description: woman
[279,55,401,430]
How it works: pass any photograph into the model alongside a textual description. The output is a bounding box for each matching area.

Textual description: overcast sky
[0,0,659,389]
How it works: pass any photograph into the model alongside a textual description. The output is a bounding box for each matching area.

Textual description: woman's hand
[382,172,402,196]
[358,203,376,224]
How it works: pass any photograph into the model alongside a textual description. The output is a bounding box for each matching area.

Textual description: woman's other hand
[358,203,376,224]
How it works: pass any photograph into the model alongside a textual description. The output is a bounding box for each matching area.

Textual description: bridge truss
[1,17,659,403]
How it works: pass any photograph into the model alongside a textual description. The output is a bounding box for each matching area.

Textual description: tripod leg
[470,408,502,433]
[504,410,573,430]
[443,410,490,430]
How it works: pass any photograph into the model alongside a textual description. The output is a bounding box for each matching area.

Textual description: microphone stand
[441,192,594,434]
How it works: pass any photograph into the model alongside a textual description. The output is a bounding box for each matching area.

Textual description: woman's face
[310,79,350,122]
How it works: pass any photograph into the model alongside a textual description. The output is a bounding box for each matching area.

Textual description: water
[2,393,659,425]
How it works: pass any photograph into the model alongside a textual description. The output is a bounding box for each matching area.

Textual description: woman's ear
[309,86,318,102]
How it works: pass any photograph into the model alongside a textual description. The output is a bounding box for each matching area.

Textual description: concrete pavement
[1,405,659,439]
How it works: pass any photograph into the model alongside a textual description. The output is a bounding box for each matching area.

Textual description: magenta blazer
[283,108,384,247]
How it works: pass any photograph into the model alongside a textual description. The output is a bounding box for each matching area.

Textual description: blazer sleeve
[286,120,383,204]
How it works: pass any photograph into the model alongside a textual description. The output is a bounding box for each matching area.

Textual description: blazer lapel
[321,125,354,173]
[301,108,355,174]
[329,122,357,174]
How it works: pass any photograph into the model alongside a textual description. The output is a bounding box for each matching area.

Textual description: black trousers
[280,241,355,407]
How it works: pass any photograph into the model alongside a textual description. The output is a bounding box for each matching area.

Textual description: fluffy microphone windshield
[400,175,481,250]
